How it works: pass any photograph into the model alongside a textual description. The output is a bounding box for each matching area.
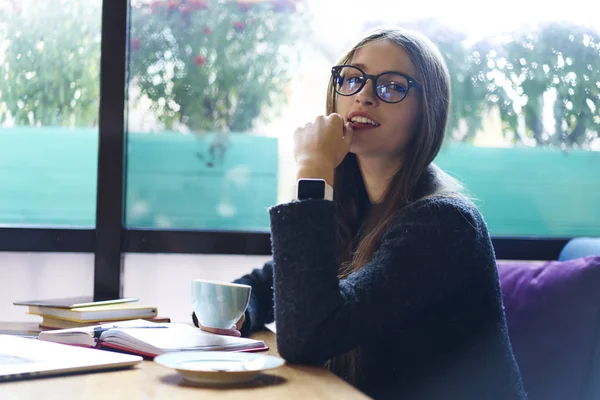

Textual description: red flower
[193,55,206,66]
[237,1,251,12]
[181,5,191,15]
[272,0,296,12]
[130,38,141,51]
[188,0,208,10]
[234,20,245,32]
[166,0,178,12]
[203,26,212,35]
[150,1,163,13]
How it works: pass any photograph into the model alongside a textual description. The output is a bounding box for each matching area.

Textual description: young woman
[194,27,526,399]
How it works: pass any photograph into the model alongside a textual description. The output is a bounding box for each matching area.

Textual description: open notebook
[38,319,268,358]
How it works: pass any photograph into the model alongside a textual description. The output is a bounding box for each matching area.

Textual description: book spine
[97,342,158,360]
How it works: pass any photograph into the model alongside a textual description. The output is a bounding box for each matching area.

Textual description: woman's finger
[199,323,242,337]
[235,313,245,330]
[343,121,354,140]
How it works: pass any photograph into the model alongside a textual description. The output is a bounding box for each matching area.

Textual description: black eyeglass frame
[331,64,422,104]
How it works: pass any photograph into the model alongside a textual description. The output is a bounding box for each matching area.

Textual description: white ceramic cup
[191,279,251,329]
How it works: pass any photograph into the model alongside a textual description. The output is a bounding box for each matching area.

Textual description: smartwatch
[293,178,334,201]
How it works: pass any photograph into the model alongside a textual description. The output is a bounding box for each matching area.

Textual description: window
[0,0,596,298]
[125,0,298,231]
[0,0,101,228]
[126,0,600,238]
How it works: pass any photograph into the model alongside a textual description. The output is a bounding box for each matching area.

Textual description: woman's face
[336,40,421,163]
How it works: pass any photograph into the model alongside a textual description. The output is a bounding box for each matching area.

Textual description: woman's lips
[350,121,379,130]
[347,111,381,131]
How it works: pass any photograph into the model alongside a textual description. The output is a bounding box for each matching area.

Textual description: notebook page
[100,323,265,355]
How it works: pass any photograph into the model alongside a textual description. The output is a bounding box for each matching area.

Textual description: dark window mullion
[94,0,129,300]
[491,237,569,261]
[122,229,567,261]
[0,228,95,252]
[124,230,272,255]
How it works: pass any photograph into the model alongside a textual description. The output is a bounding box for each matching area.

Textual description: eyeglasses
[331,65,422,104]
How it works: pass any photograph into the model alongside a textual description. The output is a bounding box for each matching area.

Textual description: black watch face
[298,180,325,200]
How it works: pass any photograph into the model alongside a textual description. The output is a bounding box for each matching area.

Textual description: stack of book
[13,296,170,329]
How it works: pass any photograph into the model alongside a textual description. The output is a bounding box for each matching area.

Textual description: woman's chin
[349,142,371,156]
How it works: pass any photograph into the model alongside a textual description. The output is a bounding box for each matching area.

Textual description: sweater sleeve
[270,197,490,365]
[233,260,275,337]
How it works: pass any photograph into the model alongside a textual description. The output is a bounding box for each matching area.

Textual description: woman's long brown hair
[324,27,464,386]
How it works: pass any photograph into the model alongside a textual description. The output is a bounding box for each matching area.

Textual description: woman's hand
[294,113,353,186]
[192,312,245,337]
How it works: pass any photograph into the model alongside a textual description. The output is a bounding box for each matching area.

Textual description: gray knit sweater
[229,196,526,399]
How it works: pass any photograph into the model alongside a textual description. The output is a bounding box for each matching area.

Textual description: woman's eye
[346,76,363,87]
[389,83,407,93]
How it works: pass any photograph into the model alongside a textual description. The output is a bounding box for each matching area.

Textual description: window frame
[0,1,576,299]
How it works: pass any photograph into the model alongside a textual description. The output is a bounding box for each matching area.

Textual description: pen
[92,326,168,339]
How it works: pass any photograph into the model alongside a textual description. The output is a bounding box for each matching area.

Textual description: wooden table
[0,322,370,400]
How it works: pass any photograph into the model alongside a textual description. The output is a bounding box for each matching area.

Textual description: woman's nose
[354,78,377,105]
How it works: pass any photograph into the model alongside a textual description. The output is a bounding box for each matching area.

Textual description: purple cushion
[498,256,600,400]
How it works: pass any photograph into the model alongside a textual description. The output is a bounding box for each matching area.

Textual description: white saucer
[154,351,286,385]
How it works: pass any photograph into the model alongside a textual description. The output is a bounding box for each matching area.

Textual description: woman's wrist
[296,164,334,187]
